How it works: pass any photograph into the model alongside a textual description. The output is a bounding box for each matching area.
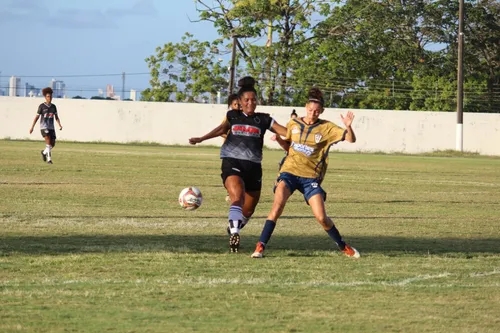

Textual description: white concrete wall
[1,96,499,155]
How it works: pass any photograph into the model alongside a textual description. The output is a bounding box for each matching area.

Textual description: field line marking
[3,270,499,289]
[382,273,452,286]
[469,269,500,278]
[0,273,458,288]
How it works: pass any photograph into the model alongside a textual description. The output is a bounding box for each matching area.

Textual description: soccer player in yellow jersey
[251,87,360,259]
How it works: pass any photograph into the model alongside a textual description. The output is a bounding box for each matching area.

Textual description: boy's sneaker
[251,242,265,258]
[41,150,47,162]
[343,244,360,258]
[47,160,53,164]
[229,233,240,253]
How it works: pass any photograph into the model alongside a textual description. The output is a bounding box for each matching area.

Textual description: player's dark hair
[227,93,239,108]
[237,76,257,97]
[42,87,53,96]
[290,109,298,118]
[307,87,324,107]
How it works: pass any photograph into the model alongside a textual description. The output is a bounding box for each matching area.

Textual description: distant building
[9,76,21,97]
[24,83,39,97]
[130,89,137,101]
[106,84,115,98]
[49,78,66,98]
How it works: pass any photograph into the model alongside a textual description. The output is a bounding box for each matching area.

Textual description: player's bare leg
[252,181,291,258]
[308,194,360,258]
[241,190,260,229]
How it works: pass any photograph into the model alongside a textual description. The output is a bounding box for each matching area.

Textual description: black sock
[326,225,346,250]
[259,220,276,245]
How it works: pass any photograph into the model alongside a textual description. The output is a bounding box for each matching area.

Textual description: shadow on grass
[1,214,424,220]
[1,234,499,256]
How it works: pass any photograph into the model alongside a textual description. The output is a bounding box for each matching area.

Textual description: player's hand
[59,126,63,130]
[29,128,33,134]
[189,137,203,145]
[341,111,355,127]
[270,134,277,142]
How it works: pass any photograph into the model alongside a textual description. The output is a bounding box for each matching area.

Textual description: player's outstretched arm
[271,134,290,152]
[271,121,287,137]
[29,115,40,134]
[341,111,356,143]
[189,121,230,145]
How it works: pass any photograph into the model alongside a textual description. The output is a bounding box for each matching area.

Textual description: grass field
[1,140,499,333]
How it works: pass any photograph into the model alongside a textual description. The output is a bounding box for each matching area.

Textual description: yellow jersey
[280,117,346,179]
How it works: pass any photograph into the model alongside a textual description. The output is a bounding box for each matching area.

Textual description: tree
[294,0,440,109]
[145,0,499,112]
[417,0,500,112]
[194,0,320,105]
[144,33,228,102]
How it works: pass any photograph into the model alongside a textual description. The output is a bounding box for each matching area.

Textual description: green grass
[1,140,499,333]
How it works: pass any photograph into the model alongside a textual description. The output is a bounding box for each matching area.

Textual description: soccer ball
[178,187,203,210]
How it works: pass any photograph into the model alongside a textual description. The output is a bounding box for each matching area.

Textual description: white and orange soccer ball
[178,187,203,210]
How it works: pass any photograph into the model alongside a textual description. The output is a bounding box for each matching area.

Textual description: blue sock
[259,220,276,245]
[326,225,346,250]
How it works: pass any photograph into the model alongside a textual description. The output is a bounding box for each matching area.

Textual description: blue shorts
[276,172,326,203]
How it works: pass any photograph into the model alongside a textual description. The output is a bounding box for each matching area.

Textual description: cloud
[106,0,158,18]
[8,0,47,11]
[0,0,157,29]
[49,9,118,29]
[0,0,49,24]
[0,2,113,29]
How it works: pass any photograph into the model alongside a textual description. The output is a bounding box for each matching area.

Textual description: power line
[9,72,150,79]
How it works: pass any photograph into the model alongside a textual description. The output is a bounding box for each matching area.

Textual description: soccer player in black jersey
[189,77,286,252]
[29,87,63,164]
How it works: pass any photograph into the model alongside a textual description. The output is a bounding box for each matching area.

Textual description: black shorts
[40,129,56,140]
[221,158,262,192]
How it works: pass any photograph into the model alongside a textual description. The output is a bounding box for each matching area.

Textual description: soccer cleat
[251,242,265,258]
[229,233,240,253]
[343,244,360,258]
[41,150,47,162]
[47,160,53,164]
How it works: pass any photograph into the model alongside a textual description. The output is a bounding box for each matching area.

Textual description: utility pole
[265,21,273,105]
[122,72,126,100]
[456,0,464,152]
[228,36,238,94]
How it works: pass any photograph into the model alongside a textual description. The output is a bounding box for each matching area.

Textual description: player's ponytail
[307,87,324,107]
[237,76,257,97]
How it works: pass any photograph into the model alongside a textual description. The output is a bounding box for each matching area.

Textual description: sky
[0,0,220,98]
